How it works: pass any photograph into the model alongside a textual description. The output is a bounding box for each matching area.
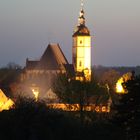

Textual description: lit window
[79,61,82,67]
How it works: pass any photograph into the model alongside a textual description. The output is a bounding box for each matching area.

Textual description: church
[21,1,92,101]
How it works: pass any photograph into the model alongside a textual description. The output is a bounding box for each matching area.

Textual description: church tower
[72,0,91,81]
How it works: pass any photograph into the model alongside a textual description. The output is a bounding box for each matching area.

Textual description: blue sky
[0,0,140,67]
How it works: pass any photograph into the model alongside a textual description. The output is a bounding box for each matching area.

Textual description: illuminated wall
[73,36,91,81]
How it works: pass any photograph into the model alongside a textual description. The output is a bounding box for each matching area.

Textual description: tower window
[80,40,82,44]
[79,61,82,67]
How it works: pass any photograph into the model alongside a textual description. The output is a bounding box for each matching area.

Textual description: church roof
[26,44,69,71]
[40,44,68,70]
[26,60,40,69]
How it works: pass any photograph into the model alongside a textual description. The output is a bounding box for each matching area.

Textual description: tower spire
[78,0,85,25]
[81,0,84,10]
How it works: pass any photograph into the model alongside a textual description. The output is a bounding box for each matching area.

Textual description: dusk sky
[0,0,140,67]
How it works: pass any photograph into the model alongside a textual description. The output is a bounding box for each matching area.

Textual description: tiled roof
[26,60,40,69]
[26,44,70,71]
[40,44,68,70]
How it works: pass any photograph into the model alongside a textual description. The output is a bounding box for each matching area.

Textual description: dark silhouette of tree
[112,75,140,139]
[53,74,108,104]
[0,63,22,85]
[52,74,109,123]
[0,96,125,140]
[100,69,120,88]
[0,63,22,97]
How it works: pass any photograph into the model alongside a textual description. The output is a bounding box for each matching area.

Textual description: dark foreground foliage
[112,75,140,140]
[0,97,125,140]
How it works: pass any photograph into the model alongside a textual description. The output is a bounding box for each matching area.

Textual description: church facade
[21,43,74,82]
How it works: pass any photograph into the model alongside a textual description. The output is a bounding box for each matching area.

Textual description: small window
[79,61,82,67]
[80,40,82,44]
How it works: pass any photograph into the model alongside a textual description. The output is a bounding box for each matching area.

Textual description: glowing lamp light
[31,88,39,101]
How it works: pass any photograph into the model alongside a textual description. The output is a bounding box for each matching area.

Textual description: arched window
[79,61,82,67]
